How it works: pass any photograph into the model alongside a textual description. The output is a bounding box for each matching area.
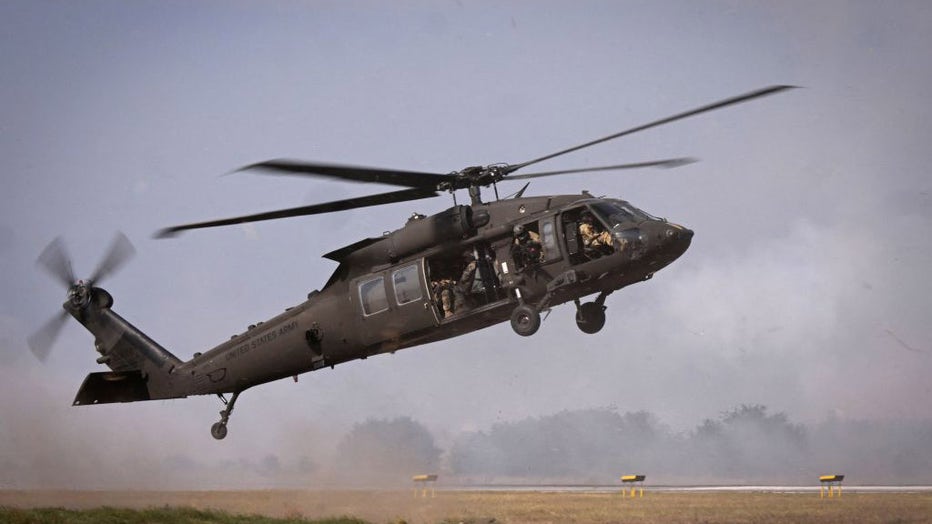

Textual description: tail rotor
[36,236,76,289]
[88,232,135,284]
[28,232,136,362]
[27,310,70,362]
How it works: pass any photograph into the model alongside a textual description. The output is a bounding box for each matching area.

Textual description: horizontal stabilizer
[73,371,151,405]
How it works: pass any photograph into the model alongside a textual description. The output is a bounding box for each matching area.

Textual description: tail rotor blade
[36,237,76,289]
[28,310,69,362]
[89,232,135,284]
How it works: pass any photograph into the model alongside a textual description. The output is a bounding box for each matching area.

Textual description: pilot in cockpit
[579,211,613,255]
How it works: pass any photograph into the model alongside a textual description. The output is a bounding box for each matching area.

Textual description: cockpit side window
[563,206,617,263]
[592,200,657,227]
[592,202,634,227]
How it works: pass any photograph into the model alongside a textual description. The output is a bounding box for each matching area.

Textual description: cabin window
[392,265,422,305]
[540,219,559,261]
[359,276,389,316]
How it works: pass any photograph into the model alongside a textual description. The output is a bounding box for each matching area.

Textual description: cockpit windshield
[590,200,658,228]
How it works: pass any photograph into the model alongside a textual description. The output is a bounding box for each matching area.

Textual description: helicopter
[29,86,793,440]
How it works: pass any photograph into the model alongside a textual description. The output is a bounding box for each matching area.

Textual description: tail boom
[68,287,187,404]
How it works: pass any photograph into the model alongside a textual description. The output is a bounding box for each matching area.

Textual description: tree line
[333,406,932,484]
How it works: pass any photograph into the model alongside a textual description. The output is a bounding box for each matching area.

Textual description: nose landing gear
[509,286,542,337]
[211,390,241,440]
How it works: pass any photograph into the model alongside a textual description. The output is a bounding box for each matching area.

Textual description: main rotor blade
[28,310,69,362]
[236,159,453,190]
[89,232,135,284]
[36,237,75,289]
[155,187,439,238]
[509,85,796,172]
[508,158,697,180]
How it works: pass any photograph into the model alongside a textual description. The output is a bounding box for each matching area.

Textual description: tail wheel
[510,304,541,336]
[576,302,606,334]
[211,422,228,440]
[210,390,240,440]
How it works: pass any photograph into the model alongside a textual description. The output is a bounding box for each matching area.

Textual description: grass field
[0,507,365,524]
[2,489,931,523]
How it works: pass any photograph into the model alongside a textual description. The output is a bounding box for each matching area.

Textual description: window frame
[358,276,389,316]
[392,264,423,306]
[539,217,561,262]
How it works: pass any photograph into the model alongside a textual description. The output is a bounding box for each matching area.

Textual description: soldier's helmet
[513,224,525,236]
[581,211,594,223]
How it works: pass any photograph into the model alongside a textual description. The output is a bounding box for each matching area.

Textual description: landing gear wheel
[210,390,241,441]
[510,304,541,337]
[211,422,228,440]
[576,302,606,334]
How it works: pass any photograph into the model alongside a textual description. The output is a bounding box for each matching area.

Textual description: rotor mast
[468,185,482,205]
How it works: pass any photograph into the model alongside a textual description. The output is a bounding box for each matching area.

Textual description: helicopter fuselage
[169,193,693,397]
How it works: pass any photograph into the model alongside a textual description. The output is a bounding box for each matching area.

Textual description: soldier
[460,250,478,291]
[512,224,543,269]
[579,211,613,253]
[431,277,456,319]
[454,250,478,313]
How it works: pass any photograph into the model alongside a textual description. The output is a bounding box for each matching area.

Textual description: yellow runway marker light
[819,474,844,499]
[620,474,646,498]
[412,474,438,498]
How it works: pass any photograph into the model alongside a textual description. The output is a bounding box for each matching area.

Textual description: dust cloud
[2,363,929,490]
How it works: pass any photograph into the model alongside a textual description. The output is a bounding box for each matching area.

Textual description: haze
[1,1,930,488]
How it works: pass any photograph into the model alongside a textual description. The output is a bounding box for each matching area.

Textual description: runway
[454,484,932,494]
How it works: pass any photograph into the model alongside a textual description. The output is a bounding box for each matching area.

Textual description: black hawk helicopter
[30,86,792,439]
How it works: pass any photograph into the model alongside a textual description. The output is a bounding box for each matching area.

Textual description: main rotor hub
[438,165,504,192]
[438,164,512,205]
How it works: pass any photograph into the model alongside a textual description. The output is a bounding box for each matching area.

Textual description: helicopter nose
[663,223,693,256]
[638,221,691,258]
[664,224,693,242]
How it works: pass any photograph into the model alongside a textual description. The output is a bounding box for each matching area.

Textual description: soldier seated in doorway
[431,275,456,319]
[430,259,460,319]
[512,224,543,271]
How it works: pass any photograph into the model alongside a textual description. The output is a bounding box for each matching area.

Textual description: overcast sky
[2,1,931,487]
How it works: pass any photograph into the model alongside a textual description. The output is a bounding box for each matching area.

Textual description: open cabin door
[426,243,506,321]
